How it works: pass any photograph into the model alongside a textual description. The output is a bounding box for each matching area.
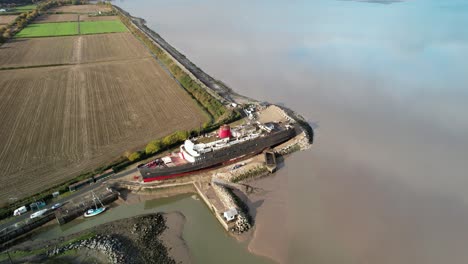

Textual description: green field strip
[79,20,127,35]
[15,20,127,38]
[15,22,79,38]
[11,5,36,11]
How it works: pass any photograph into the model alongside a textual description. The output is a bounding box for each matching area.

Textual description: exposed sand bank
[244,173,289,264]
[161,211,192,264]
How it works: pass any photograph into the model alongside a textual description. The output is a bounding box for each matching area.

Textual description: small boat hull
[84,207,106,218]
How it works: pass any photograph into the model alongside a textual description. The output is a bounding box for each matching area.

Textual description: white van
[13,206,27,216]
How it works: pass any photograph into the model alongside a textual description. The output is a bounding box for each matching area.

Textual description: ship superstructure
[138,122,296,182]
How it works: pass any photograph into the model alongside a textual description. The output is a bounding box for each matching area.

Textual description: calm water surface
[115,0,468,263]
[34,194,272,264]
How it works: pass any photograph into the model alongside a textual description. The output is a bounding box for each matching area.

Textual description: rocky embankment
[47,234,127,263]
[8,213,186,264]
[48,214,174,264]
[212,184,251,234]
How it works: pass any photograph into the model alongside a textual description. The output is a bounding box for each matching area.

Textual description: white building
[223,208,238,222]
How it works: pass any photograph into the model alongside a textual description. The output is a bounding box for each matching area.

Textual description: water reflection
[115,0,468,263]
[33,194,272,264]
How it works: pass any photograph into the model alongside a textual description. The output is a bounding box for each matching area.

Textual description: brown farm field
[78,33,152,63]
[48,4,111,14]
[0,15,17,25]
[0,31,209,202]
[0,33,151,68]
[0,36,76,68]
[34,14,78,23]
[79,15,118,22]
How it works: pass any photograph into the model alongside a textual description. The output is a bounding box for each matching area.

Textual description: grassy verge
[12,5,37,12]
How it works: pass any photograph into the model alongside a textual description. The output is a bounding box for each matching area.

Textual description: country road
[0,167,138,232]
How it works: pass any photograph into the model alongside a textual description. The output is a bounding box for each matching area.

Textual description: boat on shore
[138,121,297,182]
[84,207,106,218]
[84,192,106,218]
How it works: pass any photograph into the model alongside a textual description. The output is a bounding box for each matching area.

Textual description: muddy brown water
[32,194,272,264]
[106,0,468,262]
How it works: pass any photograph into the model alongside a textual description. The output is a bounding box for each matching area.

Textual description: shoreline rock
[9,213,187,264]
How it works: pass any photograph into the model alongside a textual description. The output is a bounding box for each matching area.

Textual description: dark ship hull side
[139,128,296,182]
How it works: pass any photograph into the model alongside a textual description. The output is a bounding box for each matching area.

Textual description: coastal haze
[117,0,468,263]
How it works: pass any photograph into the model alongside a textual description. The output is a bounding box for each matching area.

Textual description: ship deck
[143,153,189,169]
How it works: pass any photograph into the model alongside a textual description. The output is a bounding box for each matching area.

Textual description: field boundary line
[77,14,80,34]
[0,63,72,71]
[0,57,155,71]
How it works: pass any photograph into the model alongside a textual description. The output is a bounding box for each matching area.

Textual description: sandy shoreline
[244,173,290,264]
[161,211,192,264]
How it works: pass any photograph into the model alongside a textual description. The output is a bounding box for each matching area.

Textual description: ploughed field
[34,14,79,23]
[0,33,151,68]
[33,14,118,23]
[0,15,17,25]
[0,18,208,202]
[48,4,111,14]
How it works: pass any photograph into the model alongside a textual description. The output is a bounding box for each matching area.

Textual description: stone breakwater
[10,213,178,264]
[47,234,127,263]
[213,183,252,234]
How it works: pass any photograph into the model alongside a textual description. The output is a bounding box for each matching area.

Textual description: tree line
[0,0,91,43]
[0,8,37,42]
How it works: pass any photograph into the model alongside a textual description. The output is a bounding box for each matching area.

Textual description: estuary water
[116,0,468,263]
[33,194,272,264]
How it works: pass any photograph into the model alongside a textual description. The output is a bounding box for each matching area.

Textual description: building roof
[223,208,238,221]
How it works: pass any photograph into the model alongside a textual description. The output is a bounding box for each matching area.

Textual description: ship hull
[139,127,296,182]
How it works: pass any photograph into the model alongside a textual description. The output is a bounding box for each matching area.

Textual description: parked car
[30,201,46,210]
[231,163,246,171]
[30,209,48,219]
[51,203,62,210]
